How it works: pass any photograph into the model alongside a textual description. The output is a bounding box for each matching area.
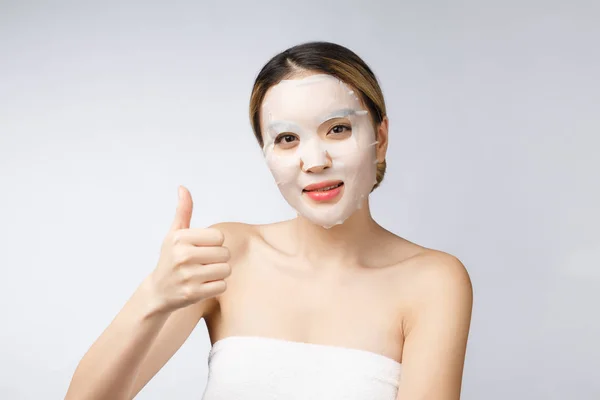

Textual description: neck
[289,198,381,267]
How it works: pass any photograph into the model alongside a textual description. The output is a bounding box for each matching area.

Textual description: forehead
[261,74,363,123]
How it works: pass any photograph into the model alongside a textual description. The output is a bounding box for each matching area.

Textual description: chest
[208,258,404,361]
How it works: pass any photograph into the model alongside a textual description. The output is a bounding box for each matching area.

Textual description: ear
[376,116,389,163]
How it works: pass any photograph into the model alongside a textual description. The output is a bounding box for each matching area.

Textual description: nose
[301,156,332,173]
[299,137,333,173]
[299,148,332,173]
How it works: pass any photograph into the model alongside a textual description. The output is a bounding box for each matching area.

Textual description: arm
[127,298,216,398]
[65,277,214,400]
[65,218,245,400]
[396,253,473,400]
[126,220,248,397]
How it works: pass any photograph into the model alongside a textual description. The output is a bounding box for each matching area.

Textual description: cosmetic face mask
[260,74,379,229]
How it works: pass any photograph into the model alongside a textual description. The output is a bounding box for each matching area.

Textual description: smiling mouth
[302,181,344,192]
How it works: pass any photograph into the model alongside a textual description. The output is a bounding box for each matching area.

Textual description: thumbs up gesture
[148,186,231,314]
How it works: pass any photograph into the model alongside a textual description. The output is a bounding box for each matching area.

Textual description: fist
[149,186,231,314]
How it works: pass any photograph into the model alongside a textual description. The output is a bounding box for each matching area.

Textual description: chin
[298,206,351,228]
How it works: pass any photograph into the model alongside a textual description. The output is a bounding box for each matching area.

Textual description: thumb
[170,185,193,231]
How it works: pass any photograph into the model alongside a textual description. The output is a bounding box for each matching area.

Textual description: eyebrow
[267,120,302,134]
[266,108,368,133]
[317,108,366,124]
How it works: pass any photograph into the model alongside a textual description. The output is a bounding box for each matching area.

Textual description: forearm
[65,276,169,400]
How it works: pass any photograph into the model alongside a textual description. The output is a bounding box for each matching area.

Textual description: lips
[303,180,344,192]
[302,180,344,202]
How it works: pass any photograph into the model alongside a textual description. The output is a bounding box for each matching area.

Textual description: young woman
[66,41,473,400]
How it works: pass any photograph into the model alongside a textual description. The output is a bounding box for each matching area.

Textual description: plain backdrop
[1,1,598,399]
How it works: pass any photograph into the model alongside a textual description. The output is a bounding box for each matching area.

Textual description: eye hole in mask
[273,123,353,151]
[273,133,299,150]
[326,123,352,138]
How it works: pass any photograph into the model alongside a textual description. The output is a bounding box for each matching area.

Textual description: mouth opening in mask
[302,180,345,202]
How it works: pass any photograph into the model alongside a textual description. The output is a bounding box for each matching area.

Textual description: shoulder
[372,231,472,309]
[207,222,256,258]
[207,221,282,261]
[403,249,473,332]
[411,250,472,295]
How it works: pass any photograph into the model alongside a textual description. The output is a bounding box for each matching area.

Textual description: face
[260,74,379,229]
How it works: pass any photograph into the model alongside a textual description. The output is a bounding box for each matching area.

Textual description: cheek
[324,140,358,160]
[333,145,376,171]
[265,153,300,183]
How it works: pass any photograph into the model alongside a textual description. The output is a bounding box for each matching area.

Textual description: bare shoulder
[402,248,473,332]
[380,232,472,305]
[208,221,257,259]
[409,250,472,294]
[372,230,472,307]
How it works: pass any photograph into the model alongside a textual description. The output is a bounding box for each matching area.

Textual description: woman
[66,41,473,400]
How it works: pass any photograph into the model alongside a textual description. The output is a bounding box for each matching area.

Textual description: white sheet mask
[260,74,379,229]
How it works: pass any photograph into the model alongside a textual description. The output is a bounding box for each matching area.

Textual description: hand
[148,186,231,314]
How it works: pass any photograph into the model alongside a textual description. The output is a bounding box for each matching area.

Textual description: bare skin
[206,206,473,400]
[207,212,423,361]
[66,84,472,400]
[65,186,472,400]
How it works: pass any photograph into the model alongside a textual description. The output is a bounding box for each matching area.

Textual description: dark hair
[249,41,387,190]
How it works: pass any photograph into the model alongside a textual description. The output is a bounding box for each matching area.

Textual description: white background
[1,1,599,399]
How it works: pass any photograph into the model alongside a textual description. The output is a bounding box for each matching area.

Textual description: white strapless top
[201,336,402,400]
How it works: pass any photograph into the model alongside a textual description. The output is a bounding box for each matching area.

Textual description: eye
[274,133,299,149]
[328,124,352,137]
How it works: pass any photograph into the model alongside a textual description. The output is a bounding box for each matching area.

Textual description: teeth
[314,183,342,191]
